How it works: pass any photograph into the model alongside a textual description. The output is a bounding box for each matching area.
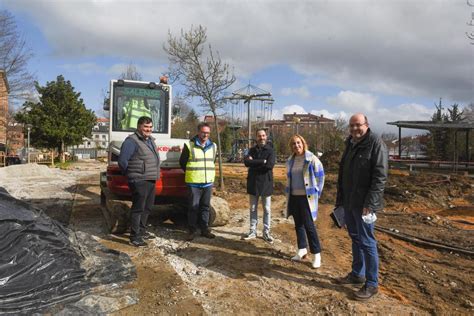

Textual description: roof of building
[387,120,474,131]
[267,113,334,126]
[92,125,109,133]
[282,112,334,123]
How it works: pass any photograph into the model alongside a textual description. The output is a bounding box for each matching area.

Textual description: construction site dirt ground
[3,161,473,314]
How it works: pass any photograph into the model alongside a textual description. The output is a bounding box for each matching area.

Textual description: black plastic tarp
[0,189,136,314]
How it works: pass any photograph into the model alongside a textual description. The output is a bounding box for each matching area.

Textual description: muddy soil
[2,161,471,314]
[63,162,474,315]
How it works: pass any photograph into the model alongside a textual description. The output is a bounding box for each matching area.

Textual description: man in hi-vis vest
[121,98,152,130]
[179,122,217,241]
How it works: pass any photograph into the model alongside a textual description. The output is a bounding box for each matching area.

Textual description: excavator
[100,78,228,233]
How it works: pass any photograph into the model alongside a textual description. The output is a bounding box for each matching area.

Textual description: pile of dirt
[384,173,473,211]
[0,162,104,225]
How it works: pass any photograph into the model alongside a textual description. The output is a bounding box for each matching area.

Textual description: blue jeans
[249,195,271,233]
[344,208,379,287]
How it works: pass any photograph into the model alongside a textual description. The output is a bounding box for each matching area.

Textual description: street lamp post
[293,117,301,134]
[27,126,31,164]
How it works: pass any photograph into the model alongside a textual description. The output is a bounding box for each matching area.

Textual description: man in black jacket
[242,129,276,243]
[335,113,388,300]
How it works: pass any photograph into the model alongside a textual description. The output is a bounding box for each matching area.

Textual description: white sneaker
[242,231,257,240]
[291,248,307,261]
[312,253,321,269]
[262,231,274,243]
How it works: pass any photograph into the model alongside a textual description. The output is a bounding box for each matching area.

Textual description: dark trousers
[188,185,212,232]
[289,195,321,254]
[344,207,379,287]
[128,180,156,241]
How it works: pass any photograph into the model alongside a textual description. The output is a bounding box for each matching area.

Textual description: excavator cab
[109,79,170,134]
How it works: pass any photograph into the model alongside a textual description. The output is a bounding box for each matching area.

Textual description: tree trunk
[212,111,225,191]
[60,141,65,163]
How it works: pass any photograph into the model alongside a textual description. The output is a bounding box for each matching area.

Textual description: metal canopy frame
[387,120,474,168]
[224,84,274,148]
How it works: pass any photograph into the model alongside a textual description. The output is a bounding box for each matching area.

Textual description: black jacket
[336,129,388,212]
[244,143,275,196]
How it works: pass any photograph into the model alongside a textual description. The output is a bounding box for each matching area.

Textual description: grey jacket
[336,129,388,212]
[123,132,160,181]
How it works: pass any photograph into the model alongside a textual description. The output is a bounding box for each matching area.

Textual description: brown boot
[354,285,378,300]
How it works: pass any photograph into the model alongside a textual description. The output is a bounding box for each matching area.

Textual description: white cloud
[281,86,311,99]
[106,63,166,79]
[59,62,105,75]
[273,100,433,135]
[271,104,306,120]
[326,91,377,112]
[369,103,433,135]
[310,109,349,120]
[58,62,166,80]
[282,104,306,114]
[5,0,472,102]
[258,83,273,93]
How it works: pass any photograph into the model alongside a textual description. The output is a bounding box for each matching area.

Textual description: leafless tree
[0,10,35,103]
[119,62,143,81]
[381,132,397,142]
[164,25,236,190]
[463,102,474,123]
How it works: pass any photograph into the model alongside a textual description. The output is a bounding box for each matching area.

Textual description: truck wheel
[209,196,230,227]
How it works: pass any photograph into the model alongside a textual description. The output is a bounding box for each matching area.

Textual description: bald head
[349,113,369,141]
[350,113,368,124]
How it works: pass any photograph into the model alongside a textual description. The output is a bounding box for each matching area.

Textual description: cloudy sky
[2,0,473,135]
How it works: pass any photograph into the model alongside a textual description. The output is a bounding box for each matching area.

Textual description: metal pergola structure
[224,84,274,148]
[387,120,474,168]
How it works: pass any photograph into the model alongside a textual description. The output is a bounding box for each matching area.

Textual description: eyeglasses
[349,122,367,128]
[200,132,210,135]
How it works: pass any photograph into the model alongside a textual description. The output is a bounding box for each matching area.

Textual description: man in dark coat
[118,116,160,247]
[335,113,388,300]
[242,129,276,243]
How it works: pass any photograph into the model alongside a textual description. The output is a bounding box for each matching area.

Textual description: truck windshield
[112,82,169,133]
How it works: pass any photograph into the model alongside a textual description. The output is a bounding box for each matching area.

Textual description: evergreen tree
[15,75,96,163]
[427,101,466,161]
[447,104,463,122]
[427,99,448,160]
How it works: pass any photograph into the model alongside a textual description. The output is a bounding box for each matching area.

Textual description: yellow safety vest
[121,99,152,129]
[185,141,216,184]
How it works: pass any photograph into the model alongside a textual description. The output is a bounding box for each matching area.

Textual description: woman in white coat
[285,134,325,268]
